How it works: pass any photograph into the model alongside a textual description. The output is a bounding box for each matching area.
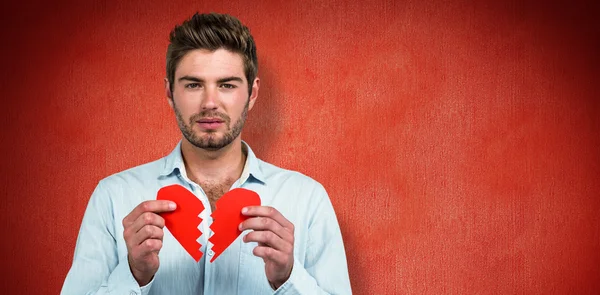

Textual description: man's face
[167,48,258,150]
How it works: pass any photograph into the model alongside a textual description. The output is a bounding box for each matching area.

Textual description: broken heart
[156,185,261,263]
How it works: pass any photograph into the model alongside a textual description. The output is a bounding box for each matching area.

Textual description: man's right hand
[122,200,176,286]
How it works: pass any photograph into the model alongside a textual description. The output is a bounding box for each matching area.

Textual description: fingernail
[238,223,243,231]
[169,202,177,210]
[242,207,248,214]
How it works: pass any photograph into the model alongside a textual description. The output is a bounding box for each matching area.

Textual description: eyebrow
[178,75,202,83]
[177,75,244,84]
[217,76,244,84]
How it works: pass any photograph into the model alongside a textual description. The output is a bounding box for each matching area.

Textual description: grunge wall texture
[1,0,598,294]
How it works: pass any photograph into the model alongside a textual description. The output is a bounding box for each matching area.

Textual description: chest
[198,179,236,211]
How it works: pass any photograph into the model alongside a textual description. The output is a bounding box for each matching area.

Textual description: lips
[196,117,225,129]
[197,117,224,124]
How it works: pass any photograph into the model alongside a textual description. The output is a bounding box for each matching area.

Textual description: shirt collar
[159,140,265,184]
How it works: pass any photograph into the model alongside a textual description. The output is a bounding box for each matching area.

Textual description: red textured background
[1,0,599,294]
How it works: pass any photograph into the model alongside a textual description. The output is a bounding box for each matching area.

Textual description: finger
[132,212,166,231]
[124,212,165,246]
[123,200,176,227]
[240,216,293,242]
[130,224,165,247]
[252,245,289,264]
[137,238,163,255]
[243,230,292,253]
[124,211,165,239]
[241,206,294,232]
[129,238,163,267]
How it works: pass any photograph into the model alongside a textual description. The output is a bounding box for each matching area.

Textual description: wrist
[128,255,153,286]
[269,265,293,290]
[133,273,153,287]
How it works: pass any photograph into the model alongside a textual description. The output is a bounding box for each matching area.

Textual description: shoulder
[98,158,166,192]
[99,157,165,187]
[258,159,325,190]
[87,156,169,215]
[254,158,329,211]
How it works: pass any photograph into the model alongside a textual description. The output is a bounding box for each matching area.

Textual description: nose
[201,86,218,110]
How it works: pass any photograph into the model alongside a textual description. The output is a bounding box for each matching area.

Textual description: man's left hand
[239,206,294,290]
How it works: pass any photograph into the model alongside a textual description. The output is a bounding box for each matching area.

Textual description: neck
[180,137,247,184]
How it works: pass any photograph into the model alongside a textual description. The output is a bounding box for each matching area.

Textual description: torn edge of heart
[208,188,261,262]
[157,184,205,262]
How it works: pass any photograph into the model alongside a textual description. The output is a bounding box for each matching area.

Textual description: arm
[61,181,148,295]
[274,185,352,295]
[61,181,174,295]
[241,184,352,295]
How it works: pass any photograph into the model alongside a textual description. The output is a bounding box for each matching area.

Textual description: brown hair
[166,12,258,95]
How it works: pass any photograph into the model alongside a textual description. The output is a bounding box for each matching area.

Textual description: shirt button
[208,250,215,256]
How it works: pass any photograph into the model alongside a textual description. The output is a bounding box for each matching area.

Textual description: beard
[173,99,249,150]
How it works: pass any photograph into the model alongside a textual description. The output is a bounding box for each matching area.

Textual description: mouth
[197,118,224,124]
[196,117,225,129]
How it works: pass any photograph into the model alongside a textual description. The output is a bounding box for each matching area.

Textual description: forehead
[175,48,246,81]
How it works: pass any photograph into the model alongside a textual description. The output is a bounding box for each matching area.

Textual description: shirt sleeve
[60,181,154,295]
[273,183,353,295]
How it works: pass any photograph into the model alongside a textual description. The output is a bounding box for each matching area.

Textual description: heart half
[157,185,205,262]
[208,188,261,262]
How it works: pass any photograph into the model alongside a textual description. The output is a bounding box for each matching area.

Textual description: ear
[247,77,260,111]
[164,78,174,109]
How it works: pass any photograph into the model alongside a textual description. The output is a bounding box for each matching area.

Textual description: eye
[220,83,237,89]
[185,83,201,89]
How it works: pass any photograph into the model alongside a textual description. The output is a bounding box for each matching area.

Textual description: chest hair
[198,178,236,212]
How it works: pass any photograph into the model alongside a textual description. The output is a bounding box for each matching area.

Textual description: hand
[239,206,295,290]
[122,200,176,286]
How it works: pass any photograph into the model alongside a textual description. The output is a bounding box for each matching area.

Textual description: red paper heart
[208,188,261,262]
[157,185,205,262]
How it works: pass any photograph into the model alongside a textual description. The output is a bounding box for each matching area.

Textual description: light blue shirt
[61,141,352,295]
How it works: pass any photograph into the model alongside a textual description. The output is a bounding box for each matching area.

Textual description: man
[61,12,351,295]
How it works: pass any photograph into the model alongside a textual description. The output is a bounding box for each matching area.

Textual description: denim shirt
[61,141,352,295]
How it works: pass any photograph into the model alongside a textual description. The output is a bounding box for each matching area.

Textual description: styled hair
[166,12,258,95]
